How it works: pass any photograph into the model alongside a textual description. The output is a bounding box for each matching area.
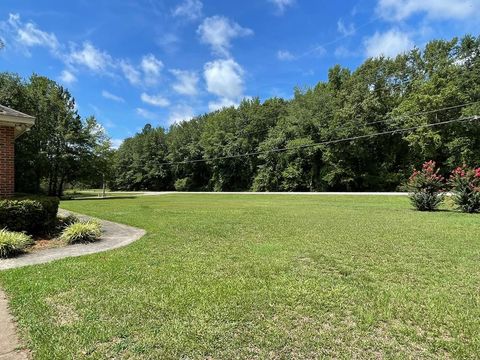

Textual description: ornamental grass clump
[449,165,480,213]
[60,220,102,244]
[0,229,33,258]
[407,160,445,211]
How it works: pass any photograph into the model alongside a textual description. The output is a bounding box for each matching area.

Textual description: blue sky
[1,0,479,147]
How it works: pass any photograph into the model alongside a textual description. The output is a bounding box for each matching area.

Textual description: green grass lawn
[1,195,479,359]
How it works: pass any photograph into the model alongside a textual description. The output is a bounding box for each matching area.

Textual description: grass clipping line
[59,220,102,245]
[0,229,33,258]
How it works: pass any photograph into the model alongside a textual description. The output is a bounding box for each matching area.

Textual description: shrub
[60,220,102,244]
[449,166,480,213]
[0,196,59,234]
[0,229,33,258]
[406,160,445,211]
[57,214,80,229]
[174,177,192,191]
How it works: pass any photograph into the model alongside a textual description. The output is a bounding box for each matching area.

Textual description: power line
[162,115,479,166]
[235,100,480,138]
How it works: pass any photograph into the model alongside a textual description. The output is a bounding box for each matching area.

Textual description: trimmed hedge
[0,196,59,235]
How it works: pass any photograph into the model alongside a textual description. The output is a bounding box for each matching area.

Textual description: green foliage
[174,177,192,191]
[109,35,480,193]
[60,220,102,244]
[0,196,59,234]
[449,166,480,213]
[0,229,33,258]
[406,161,445,211]
[0,74,113,196]
[57,214,80,229]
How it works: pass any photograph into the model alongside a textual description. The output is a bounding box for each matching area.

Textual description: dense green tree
[0,73,113,196]
[113,125,171,191]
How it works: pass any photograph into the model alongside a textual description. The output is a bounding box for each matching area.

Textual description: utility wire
[162,115,479,166]
[235,100,480,138]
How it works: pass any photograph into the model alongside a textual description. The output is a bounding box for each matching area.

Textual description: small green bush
[57,214,80,229]
[406,161,445,211]
[174,177,192,191]
[60,220,102,244]
[0,229,33,258]
[0,196,59,234]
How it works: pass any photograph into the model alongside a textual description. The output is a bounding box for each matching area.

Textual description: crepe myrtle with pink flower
[406,161,445,211]
[449,165,480,213]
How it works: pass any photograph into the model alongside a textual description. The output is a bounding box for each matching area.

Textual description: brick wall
[0,126,15,198]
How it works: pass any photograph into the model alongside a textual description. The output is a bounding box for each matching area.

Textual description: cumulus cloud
[198,16,253,57]
[170,69,199,96]
[67,42,113,73]
[376,0,478,21]
[204,58,245,100]
[168,105,195,125]
[102,90,125,103]
[268,0,295,14]
[120,55,163,87]
[277,50,296,61]
[59,70,77,84]
[172,0,203,21]
[140,93,170,107]
[364,29,414,58]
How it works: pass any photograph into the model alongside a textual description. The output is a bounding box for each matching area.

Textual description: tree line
[2,35,480,195]
[114,36,480,192]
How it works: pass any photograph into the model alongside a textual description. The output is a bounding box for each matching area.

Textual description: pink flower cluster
[452,166,466,178]
[475,168,480,178]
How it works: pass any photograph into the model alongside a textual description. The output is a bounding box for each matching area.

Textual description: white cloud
[204,58,245,100]
[59,70,76,84]
[198,16,253,57]
[67,42,112,73]
[208,98,238,112]
[168,105,195,125]
[136,108,157,120]
[268,0,295,14]
[277,50,296,61]
[376,0,479,21]
[141,54,163,85]
[172,0,203,21]
[102,90,125,103]
[170,69,199,96]
[119,60,142,86]
[140,93,170,107]
[337,19,355,36]
[7,13,59,51]
[364,29,414,58]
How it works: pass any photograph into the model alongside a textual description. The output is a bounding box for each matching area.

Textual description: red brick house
[0,105,35,198]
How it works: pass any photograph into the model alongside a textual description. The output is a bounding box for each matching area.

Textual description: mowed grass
[1,195,479,359]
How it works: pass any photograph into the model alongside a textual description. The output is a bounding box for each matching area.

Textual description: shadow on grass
[61,196,139,201]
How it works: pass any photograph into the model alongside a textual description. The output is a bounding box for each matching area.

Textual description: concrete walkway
[0,210,146,359]
[0,210,145,271]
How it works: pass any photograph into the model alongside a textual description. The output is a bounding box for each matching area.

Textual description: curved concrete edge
[0,209,146,271]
